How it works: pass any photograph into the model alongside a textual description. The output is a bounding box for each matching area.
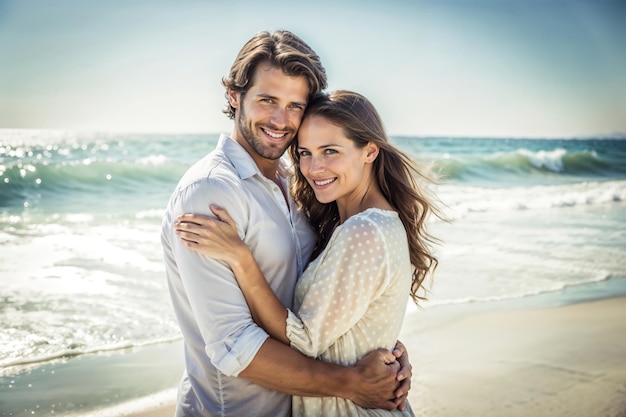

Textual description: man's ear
[228,89,240,109]
[365,143,380,163]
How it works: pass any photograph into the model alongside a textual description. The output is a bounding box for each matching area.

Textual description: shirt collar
[218,134,261,180]
[218,134,292,181]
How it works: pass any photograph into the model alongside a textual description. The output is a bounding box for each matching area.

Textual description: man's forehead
[247,65,310,102]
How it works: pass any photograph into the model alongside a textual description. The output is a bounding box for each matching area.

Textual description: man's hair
[222,30,327,119]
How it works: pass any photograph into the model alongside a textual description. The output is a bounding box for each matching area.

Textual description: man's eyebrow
[255,93,305,104]
[255,93,306,108]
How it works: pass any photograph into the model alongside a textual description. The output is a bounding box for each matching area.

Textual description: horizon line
[0,127,625,141]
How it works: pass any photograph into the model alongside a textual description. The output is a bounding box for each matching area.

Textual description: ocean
[1,129,625,416]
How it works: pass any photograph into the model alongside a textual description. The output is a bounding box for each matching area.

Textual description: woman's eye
[299,150,311,157]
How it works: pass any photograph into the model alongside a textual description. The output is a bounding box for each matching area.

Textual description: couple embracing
[161,29,439,417]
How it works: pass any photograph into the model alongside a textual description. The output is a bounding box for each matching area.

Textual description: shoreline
[0,341,184,417]
[3,294,625,417]
[128,295,626,417]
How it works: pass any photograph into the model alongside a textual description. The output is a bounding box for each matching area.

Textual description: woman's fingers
[177,213,211,224]
[174,221,202,237]
[210,205,236,229]
[175,227,201,245]
[175,216,236,245]
[176,207,237,233]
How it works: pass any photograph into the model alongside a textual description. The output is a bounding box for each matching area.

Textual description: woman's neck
[337,183,393,224]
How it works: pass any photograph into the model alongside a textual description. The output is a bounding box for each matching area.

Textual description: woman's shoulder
[339,208,401,238]
[345,208,399,225]
[327,209,405,263]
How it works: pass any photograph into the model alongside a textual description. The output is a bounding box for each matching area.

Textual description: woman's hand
[392,340,412,411]
[174,205,247,266]
[177,206,289,342]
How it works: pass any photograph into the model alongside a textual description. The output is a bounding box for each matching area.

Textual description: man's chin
[260,145,289,160]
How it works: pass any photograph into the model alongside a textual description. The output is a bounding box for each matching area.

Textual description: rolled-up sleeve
[164,177,268,377]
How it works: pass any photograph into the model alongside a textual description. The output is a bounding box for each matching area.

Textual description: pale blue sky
[1,0,624,137]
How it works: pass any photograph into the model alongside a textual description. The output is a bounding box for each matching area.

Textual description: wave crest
[435,146,622,181]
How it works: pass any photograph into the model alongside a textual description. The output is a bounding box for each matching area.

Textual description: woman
[175,90,439,416]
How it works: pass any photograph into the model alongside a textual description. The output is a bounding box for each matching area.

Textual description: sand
[404,296,626,416]
[119,296,626,417]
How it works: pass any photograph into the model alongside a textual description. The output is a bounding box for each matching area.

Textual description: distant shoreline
[1,127,625,141]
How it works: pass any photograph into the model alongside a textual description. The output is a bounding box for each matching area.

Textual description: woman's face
[296,115,374,207]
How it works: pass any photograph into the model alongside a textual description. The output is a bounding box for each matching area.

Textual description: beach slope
[123,296,626,417]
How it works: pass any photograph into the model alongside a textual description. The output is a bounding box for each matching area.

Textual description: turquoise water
[1,129,625,377]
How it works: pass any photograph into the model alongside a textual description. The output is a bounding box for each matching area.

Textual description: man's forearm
[239,338,353,398]
[239,338,401,410]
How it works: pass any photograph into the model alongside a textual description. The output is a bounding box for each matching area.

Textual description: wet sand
[121,296,626,417]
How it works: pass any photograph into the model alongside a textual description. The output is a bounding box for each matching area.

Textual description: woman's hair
[289,90,441,305]
[222,30,328,119]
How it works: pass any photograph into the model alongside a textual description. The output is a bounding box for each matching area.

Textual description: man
[161,30,411,417]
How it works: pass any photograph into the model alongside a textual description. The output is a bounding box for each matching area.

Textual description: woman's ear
[364,143,380,163]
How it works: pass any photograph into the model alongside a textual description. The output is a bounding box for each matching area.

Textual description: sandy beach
[118,296,626,417]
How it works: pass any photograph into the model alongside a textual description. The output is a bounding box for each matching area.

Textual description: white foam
[518,147,567,172]
[440,180,626,219]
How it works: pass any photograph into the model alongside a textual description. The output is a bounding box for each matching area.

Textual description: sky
[0,0,625,138]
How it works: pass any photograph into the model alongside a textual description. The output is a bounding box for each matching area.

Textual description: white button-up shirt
[161,135,316,417]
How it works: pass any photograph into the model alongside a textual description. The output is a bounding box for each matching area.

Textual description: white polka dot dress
[286,208,415,416]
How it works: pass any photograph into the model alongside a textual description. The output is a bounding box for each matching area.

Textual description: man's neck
[231,133,282,180]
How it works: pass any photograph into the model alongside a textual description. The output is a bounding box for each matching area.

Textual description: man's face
[229,64,310,163]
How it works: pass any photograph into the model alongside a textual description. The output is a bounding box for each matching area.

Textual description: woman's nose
[308,155,325,174]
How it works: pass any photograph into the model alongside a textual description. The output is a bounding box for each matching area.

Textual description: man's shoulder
[163,149,250,225]
[177,148,241,191]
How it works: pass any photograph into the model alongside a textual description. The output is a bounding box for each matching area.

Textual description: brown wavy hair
[288,90,441,304]
[222,30,327,119]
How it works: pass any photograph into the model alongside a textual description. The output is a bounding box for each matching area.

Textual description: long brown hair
[289,90,441,304]
[222,30,327,119]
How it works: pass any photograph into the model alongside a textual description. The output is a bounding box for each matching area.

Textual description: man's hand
[392,339,412,411]
[349,349,401,410]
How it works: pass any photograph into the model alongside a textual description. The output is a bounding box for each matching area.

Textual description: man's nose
[270,108,288,129]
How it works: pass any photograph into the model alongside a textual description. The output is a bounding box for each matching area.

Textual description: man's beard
[237,105,292,161]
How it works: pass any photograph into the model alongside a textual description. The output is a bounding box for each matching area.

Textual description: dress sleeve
[286,215,391,357]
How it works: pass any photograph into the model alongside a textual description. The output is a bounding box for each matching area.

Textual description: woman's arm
[175,205,290,344]
[229,246,290,344]
[176,206,412,410]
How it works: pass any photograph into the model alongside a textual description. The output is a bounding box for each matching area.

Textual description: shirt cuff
[209,325,269,377]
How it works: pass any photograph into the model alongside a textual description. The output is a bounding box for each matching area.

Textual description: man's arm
[174,202,412,409]
[240,338,403,410]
